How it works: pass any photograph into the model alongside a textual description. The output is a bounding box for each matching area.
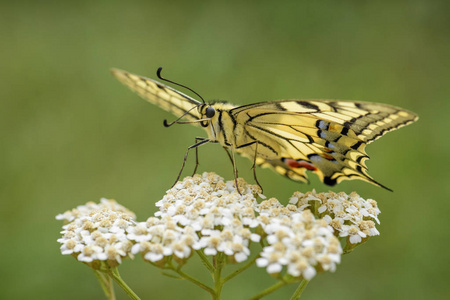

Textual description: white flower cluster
[57,173,381,280]
[57,200,136,267]
[290,190,381,244]
[56,198,136,222]
[256,198,342,280]
[128,173,261,263]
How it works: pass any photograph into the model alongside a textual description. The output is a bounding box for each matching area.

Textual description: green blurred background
[1,0,449,299]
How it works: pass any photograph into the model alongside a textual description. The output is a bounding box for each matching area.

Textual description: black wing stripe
[242,128,278,155]
[249,124,324,158]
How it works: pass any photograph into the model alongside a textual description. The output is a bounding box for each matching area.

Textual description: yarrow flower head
[129,173,262,264]
[56,198,136,222]
[289,190,381,248]
[256,198,342,280]
[56,199,136,268]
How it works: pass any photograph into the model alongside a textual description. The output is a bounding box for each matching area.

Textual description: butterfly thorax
[200,102,237,146]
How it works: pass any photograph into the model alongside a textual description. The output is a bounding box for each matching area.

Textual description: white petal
[267,263,282,274]
[256,257,268,267]
[302,266,317,280]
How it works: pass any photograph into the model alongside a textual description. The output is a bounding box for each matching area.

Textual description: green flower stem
[108,267,141,300]
[213,253,226,300]
[248,280,289,300]
[196,249,215,274]
[94,270,116,300]
[167,261,215,296]
[222,255,258,283]
[290,279,309,300]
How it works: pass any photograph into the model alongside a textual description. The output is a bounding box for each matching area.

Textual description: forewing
[231,100,418,188]
[112,69,201,121]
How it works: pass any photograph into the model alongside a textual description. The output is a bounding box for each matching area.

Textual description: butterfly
[111,68,418,191]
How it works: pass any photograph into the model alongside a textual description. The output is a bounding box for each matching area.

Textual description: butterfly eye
[205,106,215,118]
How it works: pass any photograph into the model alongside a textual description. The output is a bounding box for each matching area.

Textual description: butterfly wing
[111,69,202,121]
[111,69,418,189]
[230,100,418,189]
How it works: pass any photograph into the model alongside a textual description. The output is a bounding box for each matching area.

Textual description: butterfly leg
[222,147,238,177]
[229,147,242,195]
[192,137,208,175]
[172,138,210,187]
[222,146,243,194]
[251,142,263,193]
[232,141,261,194]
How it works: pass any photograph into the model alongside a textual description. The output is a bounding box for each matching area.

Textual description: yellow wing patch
[111,69,201,121]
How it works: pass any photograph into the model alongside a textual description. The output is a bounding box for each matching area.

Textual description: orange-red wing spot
[284,158,317,171]
[284,158,300,168]
[298,160,317,171]
[321,153,334,160]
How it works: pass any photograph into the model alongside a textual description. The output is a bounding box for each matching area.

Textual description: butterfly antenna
[157,67,206,104]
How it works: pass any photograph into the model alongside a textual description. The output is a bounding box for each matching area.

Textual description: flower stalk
[166,260,215,296]
[94,270,115,300]
[290,279,309,300]
[108,268,141,300]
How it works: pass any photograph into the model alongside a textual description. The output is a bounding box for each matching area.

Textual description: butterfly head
[198,104,216,127]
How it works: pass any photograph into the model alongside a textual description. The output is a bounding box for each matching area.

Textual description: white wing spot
[318,121,328,129]
[310,155,322,162]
